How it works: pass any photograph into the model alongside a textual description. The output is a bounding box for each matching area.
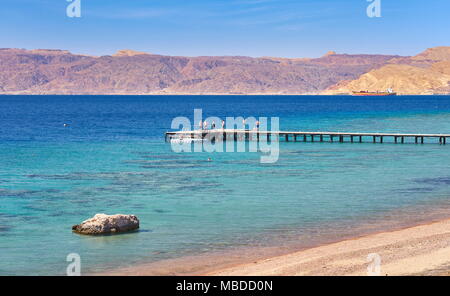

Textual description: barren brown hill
[0,48,398,95]
[412,46,450,62]
[324,46,450,95]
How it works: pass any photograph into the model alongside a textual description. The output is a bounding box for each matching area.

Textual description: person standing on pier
[203,120,208,130]
[221,120,225,130]
[212,121,216,130]
[199,120,203,130]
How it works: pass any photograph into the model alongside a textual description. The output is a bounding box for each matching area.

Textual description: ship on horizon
[352,88,397,96]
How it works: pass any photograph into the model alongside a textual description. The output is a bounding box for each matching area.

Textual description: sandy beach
[209,219,450,276]
[100,218,450,276]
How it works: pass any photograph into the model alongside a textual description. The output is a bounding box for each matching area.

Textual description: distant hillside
[0,48,398,95]
[324,47,450,95]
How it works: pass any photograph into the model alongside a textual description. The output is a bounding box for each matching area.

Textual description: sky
[1,0,450,58]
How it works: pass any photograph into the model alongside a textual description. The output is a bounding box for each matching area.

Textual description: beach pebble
[72,214,139,235]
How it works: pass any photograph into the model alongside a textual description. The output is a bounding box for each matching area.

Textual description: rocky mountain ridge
[1,47,449,95]
[0,48,398,95]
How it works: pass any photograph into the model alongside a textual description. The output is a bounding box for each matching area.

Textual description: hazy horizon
[2,45,430,59]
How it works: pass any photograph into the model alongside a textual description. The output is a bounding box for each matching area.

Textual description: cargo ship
[352,88,397,96]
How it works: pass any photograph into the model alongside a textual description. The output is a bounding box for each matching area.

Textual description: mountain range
[0,47,449,95]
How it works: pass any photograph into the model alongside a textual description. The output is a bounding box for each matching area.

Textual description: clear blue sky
[2,0,449,58]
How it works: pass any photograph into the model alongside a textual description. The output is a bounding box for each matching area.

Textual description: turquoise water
[1,95,450,275]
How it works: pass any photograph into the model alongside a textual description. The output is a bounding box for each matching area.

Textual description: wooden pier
[165,130,450,145]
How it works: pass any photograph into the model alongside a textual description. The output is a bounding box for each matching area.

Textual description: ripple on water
[0,213,13,234]
[0,188,58,198]
[134,152,187,159]
[153,209,170,213]
[0,226,12,237]
[414,177,450,186]
[124,159,199,165]
[394,187,435,194]
[141,164,202,169]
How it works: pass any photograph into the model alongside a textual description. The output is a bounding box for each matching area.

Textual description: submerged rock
[72,214,139,235]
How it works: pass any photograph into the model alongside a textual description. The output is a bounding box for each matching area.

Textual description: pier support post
[294,135,297,142]
[380,136,383,143]
[421,137,424,144]
[285,134,289,142]
[350,136,354,143]
[359,136,362,143]
[415,137,418,144]
[373,136,376,143]
[394,136,398,144]
[330,135,334,142]
[194,131,200,141]
[445,137,447,145]
[320,135,323,142]
[401,137,404,144]
[311,135,315,142]
[339,135,343,143]
[304,135,307,142]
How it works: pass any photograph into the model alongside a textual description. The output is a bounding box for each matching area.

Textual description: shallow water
[0,95,450,275]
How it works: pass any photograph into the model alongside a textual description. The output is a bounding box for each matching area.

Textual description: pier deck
[165,129,450,144]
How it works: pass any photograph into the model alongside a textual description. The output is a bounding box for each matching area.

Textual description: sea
[1,95,450,275]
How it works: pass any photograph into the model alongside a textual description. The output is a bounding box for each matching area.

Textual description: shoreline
[98,215,450,276]
[1,93,448,96]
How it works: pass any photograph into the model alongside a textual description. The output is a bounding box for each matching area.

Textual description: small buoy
[63,123,69,127]
[207,158,212,162]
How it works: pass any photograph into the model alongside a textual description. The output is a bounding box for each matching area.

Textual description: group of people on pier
[198,119,260,130]
[199,120,224,130]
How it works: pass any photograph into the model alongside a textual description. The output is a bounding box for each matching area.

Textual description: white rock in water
[72,214,139,235]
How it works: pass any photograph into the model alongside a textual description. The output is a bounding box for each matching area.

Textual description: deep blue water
[1,95,450,275]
